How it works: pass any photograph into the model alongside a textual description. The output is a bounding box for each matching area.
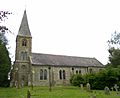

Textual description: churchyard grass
[0,86,120,98]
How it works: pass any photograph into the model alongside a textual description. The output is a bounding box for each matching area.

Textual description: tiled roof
[18,10,31,37]
[31,53,104,67]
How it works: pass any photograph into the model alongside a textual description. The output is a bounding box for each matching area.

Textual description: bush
[70,74,84,86]
[70,67,120,90]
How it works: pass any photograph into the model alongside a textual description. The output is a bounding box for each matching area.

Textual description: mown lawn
[0,86,120,98]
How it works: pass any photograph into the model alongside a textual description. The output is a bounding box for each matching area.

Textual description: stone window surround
[22,38,27,46]
[20,51,28,60]
[40,69,47,80]
[59,69,66,80]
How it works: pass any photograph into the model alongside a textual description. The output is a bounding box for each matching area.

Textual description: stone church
[11,10,104,87]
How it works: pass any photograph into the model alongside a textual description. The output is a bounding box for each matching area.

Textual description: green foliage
[88,68,120,90]
[107,31,120,67]
[70,67,120,90]
[0,32,8,45]
[70,74,84,86]
[0,11,12,34]
[0,39,11,87]
[0,10,12,87]
[0,11,12,21]
[108,31,120,48]
[108,48,120,67]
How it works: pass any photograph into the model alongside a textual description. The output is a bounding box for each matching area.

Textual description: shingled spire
[18,10,31,37]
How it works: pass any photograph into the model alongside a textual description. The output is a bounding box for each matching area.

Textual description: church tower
[14,10,32,86]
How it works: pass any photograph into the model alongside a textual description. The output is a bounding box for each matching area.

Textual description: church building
[11,10,104,87]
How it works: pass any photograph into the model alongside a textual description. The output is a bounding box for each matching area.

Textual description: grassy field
[0,86,120,98]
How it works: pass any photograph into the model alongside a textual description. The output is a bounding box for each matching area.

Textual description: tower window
[22,39,27,46]
[21,52,28,60]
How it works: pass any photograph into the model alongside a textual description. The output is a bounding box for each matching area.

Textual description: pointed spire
[18,10,31,37]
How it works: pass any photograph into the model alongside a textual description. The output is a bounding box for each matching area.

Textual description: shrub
[70,74,85,86]
[70,67,120,90]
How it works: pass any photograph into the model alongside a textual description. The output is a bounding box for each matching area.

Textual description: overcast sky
[1,0,120,65]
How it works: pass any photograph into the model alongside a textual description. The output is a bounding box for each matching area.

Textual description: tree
[108,48,120,67]
[108,31,120,48]
[0,41,11,87]
[107,31,120,67]
[0,11,12,87]
[0,11,12,33]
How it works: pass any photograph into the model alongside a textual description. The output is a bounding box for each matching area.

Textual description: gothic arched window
[24,52,27,60]
[22,39,27,46]
[76,70,78,74]
[63,70,66,79]
[40,69,43,80]
[44,69,47,80]
[89,69,93,73]
[21,52,24,60]
[21,52,27,60]
[59,70,62,80]
[79,70,81,74]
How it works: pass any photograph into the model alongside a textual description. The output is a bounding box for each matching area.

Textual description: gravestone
[111,87,114,91]
[10,81,14,87]
[86,83,91,92]
[114,84,119,91]
[21,80,24,87]
[28,81,31,86]
[80,84,83,90]
[28,74,31,86]
[114,84,119,94]
[15,81,18,88]
[104,86,110,95]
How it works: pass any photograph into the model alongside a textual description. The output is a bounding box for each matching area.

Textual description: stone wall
[32,66,49,86]
[32,65,103,86]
